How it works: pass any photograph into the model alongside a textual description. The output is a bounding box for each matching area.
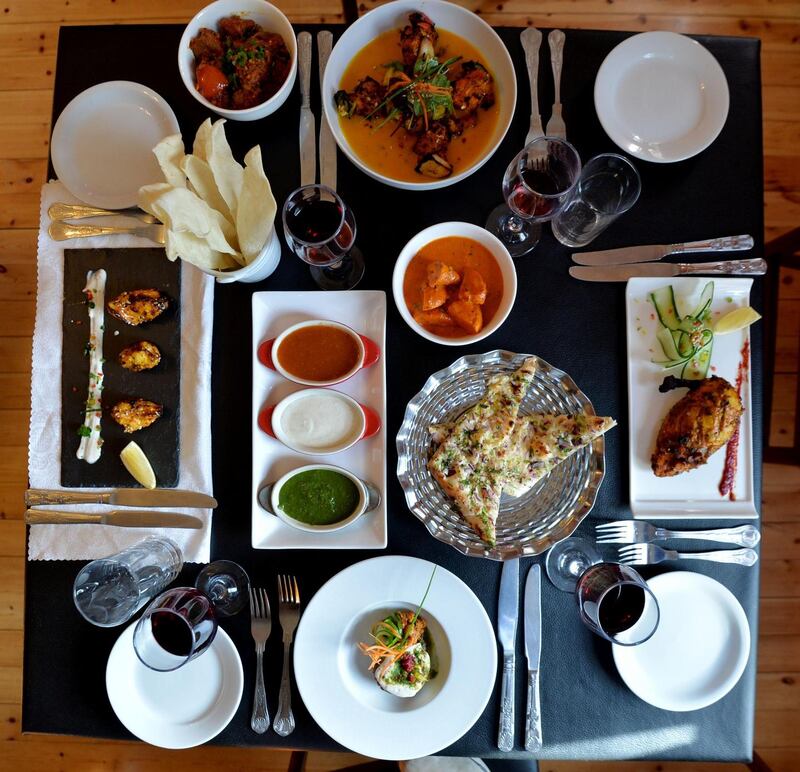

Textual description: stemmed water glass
[282,184,365,290]
[486,136,582,257]
[132,560,250,672]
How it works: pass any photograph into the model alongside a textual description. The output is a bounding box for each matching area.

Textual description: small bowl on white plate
[392,221,517,346]
[51,81,180,209]
[321,0,516,190]
[178,0,297,122]
[258,388,381,455]
[258,464,381,533]
[594,31,729,163]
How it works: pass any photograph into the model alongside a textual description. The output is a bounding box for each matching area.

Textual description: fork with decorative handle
[48,220,166,244]
[618,543,759,567]
[274,575,301,737]
[249,586,272,734]
[520,27,544,145]
[544,30,566,139]
[596,521,760,548]
[48,202,159,223]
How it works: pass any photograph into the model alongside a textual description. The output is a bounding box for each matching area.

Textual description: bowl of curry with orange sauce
[392,221,517,346]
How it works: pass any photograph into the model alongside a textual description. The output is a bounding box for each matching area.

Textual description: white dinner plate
[594,31,729,163]
[293,555,497,759]
[626,277,756,518]
[51,81,180,209]
[613,572,750,711]
[106,622,243,748]
[251,290,387,550]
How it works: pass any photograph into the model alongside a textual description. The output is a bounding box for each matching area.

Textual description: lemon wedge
[714,306,762,335]
[120,441,156,489]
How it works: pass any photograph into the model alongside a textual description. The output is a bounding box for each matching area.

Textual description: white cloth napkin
[27,181,215,563]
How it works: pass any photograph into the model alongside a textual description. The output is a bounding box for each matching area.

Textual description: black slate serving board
[60,247,181,487]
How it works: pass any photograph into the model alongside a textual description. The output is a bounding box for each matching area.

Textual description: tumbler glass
[551,153,641,248]
[73,537,183,627]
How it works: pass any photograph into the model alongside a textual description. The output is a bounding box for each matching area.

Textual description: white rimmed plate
[626,277,756,518]
[51,81,180,209]
[106,622,243,748]
[293,555,497,759]
[594,31,729,163]
[251,290,387,549]
[613,572,750,711]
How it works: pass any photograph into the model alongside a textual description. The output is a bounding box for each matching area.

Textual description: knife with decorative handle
[26,488,217,508]
[570,258,767,281]
[497,557,519,751]
[48,202,158,223]
[675,258,767,275]
[524,669,543,752]
[298,31,316,187]
[498,652,515,752]
[524,564,542,752]
[669,234,754,254]
[24,509,203,528]
[317,31,337,192]
[48,220,165,243]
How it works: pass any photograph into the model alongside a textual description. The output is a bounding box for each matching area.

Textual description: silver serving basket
[396,350,606,561]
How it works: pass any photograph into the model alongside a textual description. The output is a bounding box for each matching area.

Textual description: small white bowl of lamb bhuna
[178,0,297,121]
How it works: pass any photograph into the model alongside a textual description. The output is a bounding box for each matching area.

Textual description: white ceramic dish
[51,81,180,209]
[392,221,517,346]
[613,572,750,711]
[258,318,381,386]
[293,555,497,759]
[259,387,381,455]
[252,291,387,549]
[106,622,243,748]
[626,277,756,519]
[594,31,729,163]
[178,0,297,122]
[321,0,516,190]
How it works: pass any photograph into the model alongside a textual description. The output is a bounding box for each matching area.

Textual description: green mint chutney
[278,469,360,525]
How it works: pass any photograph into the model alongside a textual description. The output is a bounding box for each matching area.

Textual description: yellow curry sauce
[339,29,500,182]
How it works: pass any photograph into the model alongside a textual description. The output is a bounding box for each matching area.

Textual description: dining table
[22,20,764,762]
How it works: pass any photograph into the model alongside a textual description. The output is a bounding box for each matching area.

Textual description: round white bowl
[392,221,517,346]
[178,0,297,122]
[321,0,516,190]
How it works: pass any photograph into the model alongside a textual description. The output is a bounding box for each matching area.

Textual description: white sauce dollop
[76,269,106,464]
[279,393,362,452]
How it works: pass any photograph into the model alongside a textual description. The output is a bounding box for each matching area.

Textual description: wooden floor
[0,1,798,770]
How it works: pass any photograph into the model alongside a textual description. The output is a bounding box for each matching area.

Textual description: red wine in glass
[597,583,647,636]
[508,157,577,219]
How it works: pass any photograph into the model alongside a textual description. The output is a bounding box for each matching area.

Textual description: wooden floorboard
[0,0,797,769]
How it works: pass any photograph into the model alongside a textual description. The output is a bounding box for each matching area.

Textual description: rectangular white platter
[626,277,757,519]
[251,290,387,549]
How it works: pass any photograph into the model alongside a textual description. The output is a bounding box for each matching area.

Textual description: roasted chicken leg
[651,376,743,477]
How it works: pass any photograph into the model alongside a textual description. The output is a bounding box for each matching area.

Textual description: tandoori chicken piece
[458,267,487,305]
[107,289,169,326]
[448,300,482,334]
[452,62,495,115]
[110,399,163,433]
[421,285,448,310]
[400,11,438,66]
[413,308,453,328]
[118,341,161,372]
[412,122,450,157]
[651,376,743,477]
[426,260,460,287]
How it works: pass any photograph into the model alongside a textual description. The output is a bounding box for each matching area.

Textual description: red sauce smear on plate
[719,338,750,499]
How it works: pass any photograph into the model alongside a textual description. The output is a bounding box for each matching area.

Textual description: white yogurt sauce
[279,393,362,452]
[76,269,106,464]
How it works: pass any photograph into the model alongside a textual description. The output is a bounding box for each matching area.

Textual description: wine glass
[545,537,601,592]
[282,184,365,290]
[486,136,582,257]
[133,560,250,672]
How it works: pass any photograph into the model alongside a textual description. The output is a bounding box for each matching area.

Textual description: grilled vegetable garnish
[110,399,163,433]
[118,341,161,372]
[107,289,169,326]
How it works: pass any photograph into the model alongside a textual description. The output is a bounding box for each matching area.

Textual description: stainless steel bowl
[396,350,606,561]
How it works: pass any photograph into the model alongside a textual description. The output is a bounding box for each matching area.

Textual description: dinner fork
[48,220,166,244]
[48,201,159,224]
[249,585,272,734]
[520,27,544,145]
[596,521,761,548]
[618,543,759,567]
[544,30,566,139]
[274,575,301,737]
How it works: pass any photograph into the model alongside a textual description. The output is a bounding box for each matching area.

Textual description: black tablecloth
[25,23,763,762]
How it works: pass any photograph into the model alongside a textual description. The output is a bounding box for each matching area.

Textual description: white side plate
[626,277,757,519]
[51,81,180,209]
[251,290,387,549]
[613,572,750,711]
[106,623,243,748]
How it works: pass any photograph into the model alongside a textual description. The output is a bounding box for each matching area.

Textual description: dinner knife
[317,31,336,192]
[24,509,203,529]
[497,558,519,752]
[569,258,767,282]
[524,565,543,753]
[298,31,316,187]
[25,488,217,508]
[572,234,754,266]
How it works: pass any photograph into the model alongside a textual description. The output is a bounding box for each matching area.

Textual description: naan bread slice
[427,358,537,546]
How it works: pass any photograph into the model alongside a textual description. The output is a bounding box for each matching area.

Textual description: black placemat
[26,23,763,763]
[60,248,181,488]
